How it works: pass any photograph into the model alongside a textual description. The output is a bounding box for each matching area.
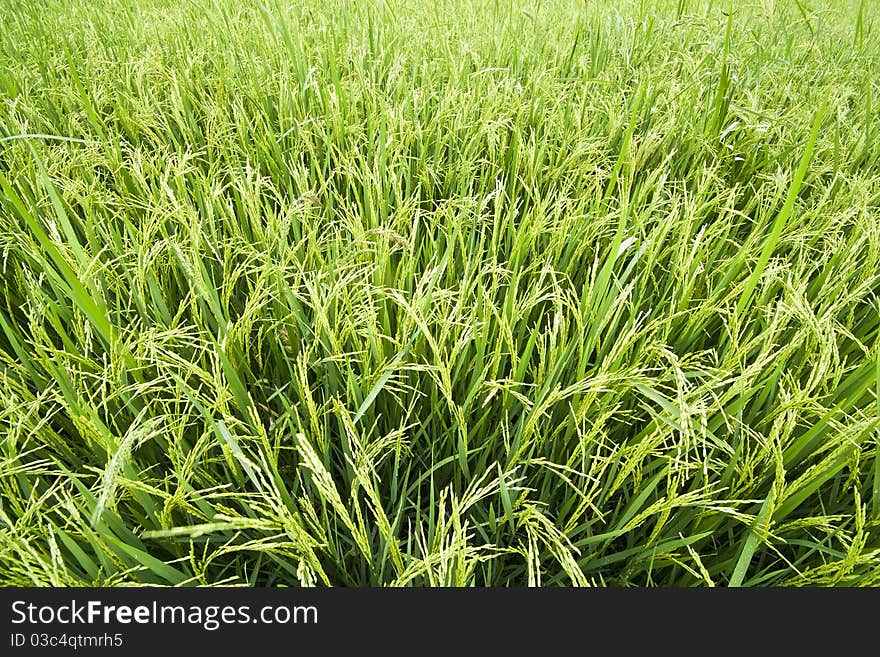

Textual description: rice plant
[1,0,879,586]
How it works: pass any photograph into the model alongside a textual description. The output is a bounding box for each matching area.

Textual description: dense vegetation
[1,0,879,586]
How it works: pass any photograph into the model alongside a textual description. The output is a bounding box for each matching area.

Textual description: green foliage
[1,0,879,586]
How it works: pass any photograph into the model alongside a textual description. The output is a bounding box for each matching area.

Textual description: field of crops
[1,0,879,586]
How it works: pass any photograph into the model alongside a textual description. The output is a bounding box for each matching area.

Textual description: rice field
[1,0,879,586]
